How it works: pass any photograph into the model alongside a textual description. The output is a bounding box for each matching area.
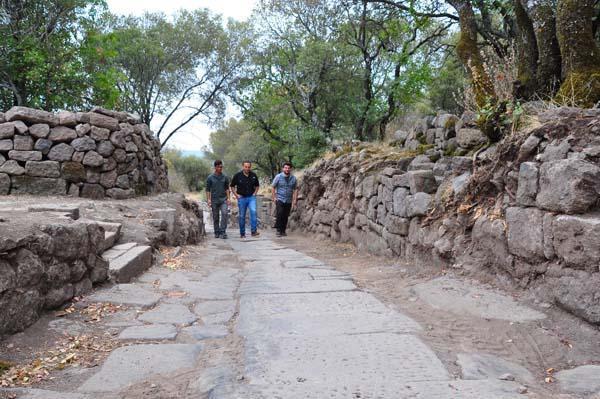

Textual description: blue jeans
[238,195,257,235]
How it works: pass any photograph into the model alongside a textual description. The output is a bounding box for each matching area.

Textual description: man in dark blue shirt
[206,160,230,239]
[271,162,298,237]
[230,161,260,238]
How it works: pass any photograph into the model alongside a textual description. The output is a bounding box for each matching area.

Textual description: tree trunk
[556,0,600,107]
[528,0,562,97]
[448,0,496,108]
[513,0,539,100]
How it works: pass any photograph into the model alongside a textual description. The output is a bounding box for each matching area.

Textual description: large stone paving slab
[194,300,235,325]
[137,303,197,325]
[243,333,448,386]
[412,276,546,322]
[78,344,203,392]
[224,379,522,398]
[240,291,393,316]
[238,278,356,295]
[86,284,161,308]
[118,324,178,340]
[237,311,421,337]
[555,365,600,395]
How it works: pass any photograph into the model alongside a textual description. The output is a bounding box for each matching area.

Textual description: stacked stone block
[293,107,600,326]
[0,106,168,198]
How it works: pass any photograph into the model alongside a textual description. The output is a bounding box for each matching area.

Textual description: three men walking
[206,160,298,239]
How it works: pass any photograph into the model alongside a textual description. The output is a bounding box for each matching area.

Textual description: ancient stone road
[4,232,542,398]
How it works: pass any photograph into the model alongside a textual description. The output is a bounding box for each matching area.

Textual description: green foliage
[162,148,211,192]
[426,50,467,115]
[0,0,112,110]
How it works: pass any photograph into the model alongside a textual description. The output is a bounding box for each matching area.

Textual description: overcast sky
[105,0,257,152]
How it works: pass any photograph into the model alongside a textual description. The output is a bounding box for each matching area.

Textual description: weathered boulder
[471,216,513,270]
[80,183,105,199]
[76,123,91,137]
[536,159,600,214]
[106,188,135,199]
[10,176,67,195]
[392,187,410,217]
[47,143,75,161]
[407,170,438,194]
[0,173,10,194]
[516,162,538,206]
[506,207,544,261]
[61,162,86,182]
[13,135,33,151]
[554,275,600,324]
[383,215,410,236]
[406,192,432,217]
[58,111,77,126]
[48,126,77,142]
[71,136,97,152]
[100,169,118,188]
[90,125,110,141]
[25,161,61,178]
[116,174,130,189]
[9,150,42,162]
[86,112,120,130]
[0,160,25,175]
[553,214,600,269]
[5,106,59,126]
[0,139,13,151]
[518,135,542,161]
[97,140,115,157]
[82,150,104,167]
[457,128,486,148]
[34,138,53,154]
[0,122,15,139]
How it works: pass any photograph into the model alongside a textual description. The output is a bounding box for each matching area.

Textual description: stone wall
[0,213,109,335]
[0,106,168,198]
[292,107,600,326]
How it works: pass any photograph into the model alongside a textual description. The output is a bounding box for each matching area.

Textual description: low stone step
[28,204,80,220]
[96,221,122,235]
[99,231,118,253]
[109,245,153,283]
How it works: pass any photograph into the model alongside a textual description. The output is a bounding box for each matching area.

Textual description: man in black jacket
[230,161,260,238]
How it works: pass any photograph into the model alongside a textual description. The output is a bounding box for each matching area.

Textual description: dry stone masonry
[0,106,168,198]
[292,106,600,326]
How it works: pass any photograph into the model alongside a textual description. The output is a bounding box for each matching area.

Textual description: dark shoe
[221,233,228,239]
[281,231,287,236]
[251,231,260,237]
[240,234,246,239]
[214,233,221,238]
[275,231,282,237]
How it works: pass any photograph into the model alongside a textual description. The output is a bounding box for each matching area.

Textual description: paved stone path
[6,233,537,398]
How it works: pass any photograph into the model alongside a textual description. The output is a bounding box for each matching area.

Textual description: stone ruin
[0,106,168,198]
[292,106,600,326]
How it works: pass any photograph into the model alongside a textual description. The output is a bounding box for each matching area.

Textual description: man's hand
[207,200,211,207]
[292,202,297,211]
[226,199,231,206]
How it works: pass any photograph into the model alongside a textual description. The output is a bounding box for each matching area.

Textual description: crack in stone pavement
[4,232,536,399]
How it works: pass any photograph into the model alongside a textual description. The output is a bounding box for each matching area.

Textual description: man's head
[242,161,252,174]
[282,161,293,176]
[214,160,223,174]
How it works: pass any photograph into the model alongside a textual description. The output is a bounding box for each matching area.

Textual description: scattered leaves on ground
[160,246,190,270]
[0,334,121,387]
[57,302,126,323]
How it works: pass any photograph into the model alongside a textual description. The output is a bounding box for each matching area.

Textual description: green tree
[0,0,112,110]
[106,11,252,148]
[162,148,211,192]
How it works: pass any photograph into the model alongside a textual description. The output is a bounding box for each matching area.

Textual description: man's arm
[271,175,278,202]
[253,173,260,195]
[230,174,239,199]
[206,177,212,206]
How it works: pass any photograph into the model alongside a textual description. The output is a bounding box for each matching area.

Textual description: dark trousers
[274,200,292,233]
[211,201,228,235]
